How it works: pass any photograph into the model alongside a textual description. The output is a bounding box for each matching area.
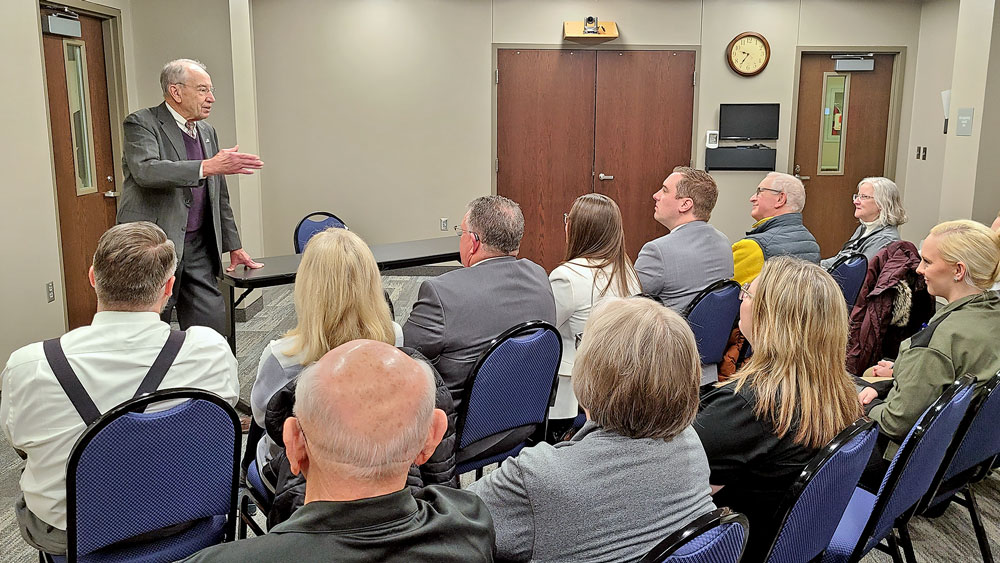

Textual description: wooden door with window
[497,49,695,272]
[42,8,118,329]
[793,53,895,258]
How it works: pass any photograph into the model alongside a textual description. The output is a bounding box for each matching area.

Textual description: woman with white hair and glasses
[821,176,907,269]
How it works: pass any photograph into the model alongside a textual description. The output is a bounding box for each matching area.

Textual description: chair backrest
[456,321,561,450]
[828,253,868,308]
[66,388,241,561]
[292,212,348,253]
[855,375,976,557]
[681,280,741,365]
[639,508,749,563]
[764,418,878,563]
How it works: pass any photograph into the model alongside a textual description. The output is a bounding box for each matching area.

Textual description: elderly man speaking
[118,58,263,335]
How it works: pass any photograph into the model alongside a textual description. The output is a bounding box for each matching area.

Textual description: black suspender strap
[42,330,187,425]
[133,330,186,399]
[42,338,102,426]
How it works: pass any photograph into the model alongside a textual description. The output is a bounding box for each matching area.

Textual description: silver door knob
[598,173,614,180]
[106,175,114,182]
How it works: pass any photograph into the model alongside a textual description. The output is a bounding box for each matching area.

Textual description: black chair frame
[292,211,348,253]
[825,252,867,274]
[64,388,242,562]
[680,279,741,319]
[763,417,875,563]
[915,370,1000,563]
[454,320,561,477]
[847,375,976,563]
[638,507,749,563]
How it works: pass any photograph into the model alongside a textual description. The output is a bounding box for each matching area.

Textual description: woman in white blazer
[548,194,641,439]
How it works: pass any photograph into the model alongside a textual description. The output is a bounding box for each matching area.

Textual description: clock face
[727,33,770,76]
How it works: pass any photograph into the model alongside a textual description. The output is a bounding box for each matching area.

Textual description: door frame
[37,0,130,328]
[490,43,702,197]
[787,46,906,180]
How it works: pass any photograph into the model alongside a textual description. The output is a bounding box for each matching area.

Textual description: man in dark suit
[403,196,556,410]
[118,59,263,335]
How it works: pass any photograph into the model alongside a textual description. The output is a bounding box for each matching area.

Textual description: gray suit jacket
[118,102,241,269]
[635,220,735,312]
[402,256,556,410]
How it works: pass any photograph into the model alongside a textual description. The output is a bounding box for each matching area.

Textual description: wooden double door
[497,49,696,272]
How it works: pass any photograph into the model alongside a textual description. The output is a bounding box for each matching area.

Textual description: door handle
[796,175,811,181]
[106,175,114,183]
[598,173,614,180]
[104,191,119,198]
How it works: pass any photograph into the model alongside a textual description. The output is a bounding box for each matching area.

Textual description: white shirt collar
[91,310,165,326]
[165,102,196,137]
[470,256,509,267]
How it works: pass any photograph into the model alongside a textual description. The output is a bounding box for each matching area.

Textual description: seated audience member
[858,220,1000,468]
[695,257,861,560]
[403,195,556,410]
[821,177,906,269]
[548,194,640,437]
[249,228,455,493]
[635,167,734,311]
[731,172,820,285]
[469,297,716,562]
[183,341,495,562]
[1,222,239,555]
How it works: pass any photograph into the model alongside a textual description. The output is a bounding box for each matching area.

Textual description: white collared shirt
[164,102,207,179]
[0,311,239,529]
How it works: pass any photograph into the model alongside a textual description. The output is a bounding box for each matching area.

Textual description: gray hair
[92,222,177,309]
[293,358,436,480]
[860,177,908,227]
[467,195,524,253]
[160,59,208,95]
[767,172,806,212]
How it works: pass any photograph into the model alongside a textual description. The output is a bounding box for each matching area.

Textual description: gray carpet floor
[0,270,996,561]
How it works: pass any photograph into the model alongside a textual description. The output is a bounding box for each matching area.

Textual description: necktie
[185,121,196,139]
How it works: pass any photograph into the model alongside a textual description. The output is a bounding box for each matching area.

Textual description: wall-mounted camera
[583,16,599,34]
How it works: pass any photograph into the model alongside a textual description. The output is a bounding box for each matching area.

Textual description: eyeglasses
[453,225,479,241]
[176,83,216,95]
[754,187,784,196]
[852,193,875,202]
[739,282,754,301]
[563,213,570,225]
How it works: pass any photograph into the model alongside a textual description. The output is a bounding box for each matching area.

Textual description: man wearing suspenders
[1,222,239,555]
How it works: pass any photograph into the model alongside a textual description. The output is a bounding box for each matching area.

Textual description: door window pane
[64,40,98,195]
[819,73,850,174]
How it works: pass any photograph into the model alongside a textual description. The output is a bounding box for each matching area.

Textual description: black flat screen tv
[719,103,779,140]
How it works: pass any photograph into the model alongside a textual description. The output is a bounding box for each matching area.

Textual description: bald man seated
[182,341,495,562]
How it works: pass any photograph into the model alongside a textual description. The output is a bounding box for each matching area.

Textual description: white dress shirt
[0,311,239,530]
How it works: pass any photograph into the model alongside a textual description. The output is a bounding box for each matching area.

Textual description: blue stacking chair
[292,211,348,253]
[763,418,878,563]
[916,369,1000,562]
[681,280,741,366]
[827,253,868,309]
[639,508,749,563]
[822,375,977,563]
[44,388,241,563]
[455,321,561,478]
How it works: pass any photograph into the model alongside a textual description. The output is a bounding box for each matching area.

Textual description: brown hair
[573,297,700,440]
[92,222,176,310]
[731,257,861,448]
[672,166,719,221]
[563,193,640,297]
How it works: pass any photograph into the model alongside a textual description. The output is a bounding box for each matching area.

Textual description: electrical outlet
[46,282,55,303]
[440,218,448,231]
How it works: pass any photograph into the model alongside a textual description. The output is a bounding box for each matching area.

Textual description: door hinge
[495,158,499,173]
[693,70,697,86]
[495,69,499,84]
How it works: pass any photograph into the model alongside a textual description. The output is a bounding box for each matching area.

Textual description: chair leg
[965,485,995,563]
[885,533,905,563]
[475,467,483,480]
[897,525,917,563]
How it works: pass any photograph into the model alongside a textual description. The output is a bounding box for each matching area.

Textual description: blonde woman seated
[821,177,906,269]
[695,257,862,560]
[249,229,455,491]
[858,220,1000,472]
[469,297,715,562]
[548,194,640,437]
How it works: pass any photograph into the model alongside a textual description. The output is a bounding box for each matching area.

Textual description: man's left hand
[226,248,263,272]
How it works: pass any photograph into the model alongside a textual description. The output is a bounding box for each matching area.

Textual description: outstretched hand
[204,145,263,176]
[226,248,263,272]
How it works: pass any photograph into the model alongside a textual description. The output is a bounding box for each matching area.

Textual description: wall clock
[727,32,770,77]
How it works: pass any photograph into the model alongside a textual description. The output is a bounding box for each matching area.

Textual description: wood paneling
[795,53,895,257]
[43,11,118,329]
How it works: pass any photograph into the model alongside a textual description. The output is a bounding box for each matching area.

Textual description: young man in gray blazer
[635,167,734,313]
[118,59,263,335]
[403,196,556,411]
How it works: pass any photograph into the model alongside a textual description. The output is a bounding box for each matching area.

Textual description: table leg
[226,283,236,354]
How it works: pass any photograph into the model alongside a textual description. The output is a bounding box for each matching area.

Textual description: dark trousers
[162,228,226,336]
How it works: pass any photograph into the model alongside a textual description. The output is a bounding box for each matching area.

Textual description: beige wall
[972,2,1000,226]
